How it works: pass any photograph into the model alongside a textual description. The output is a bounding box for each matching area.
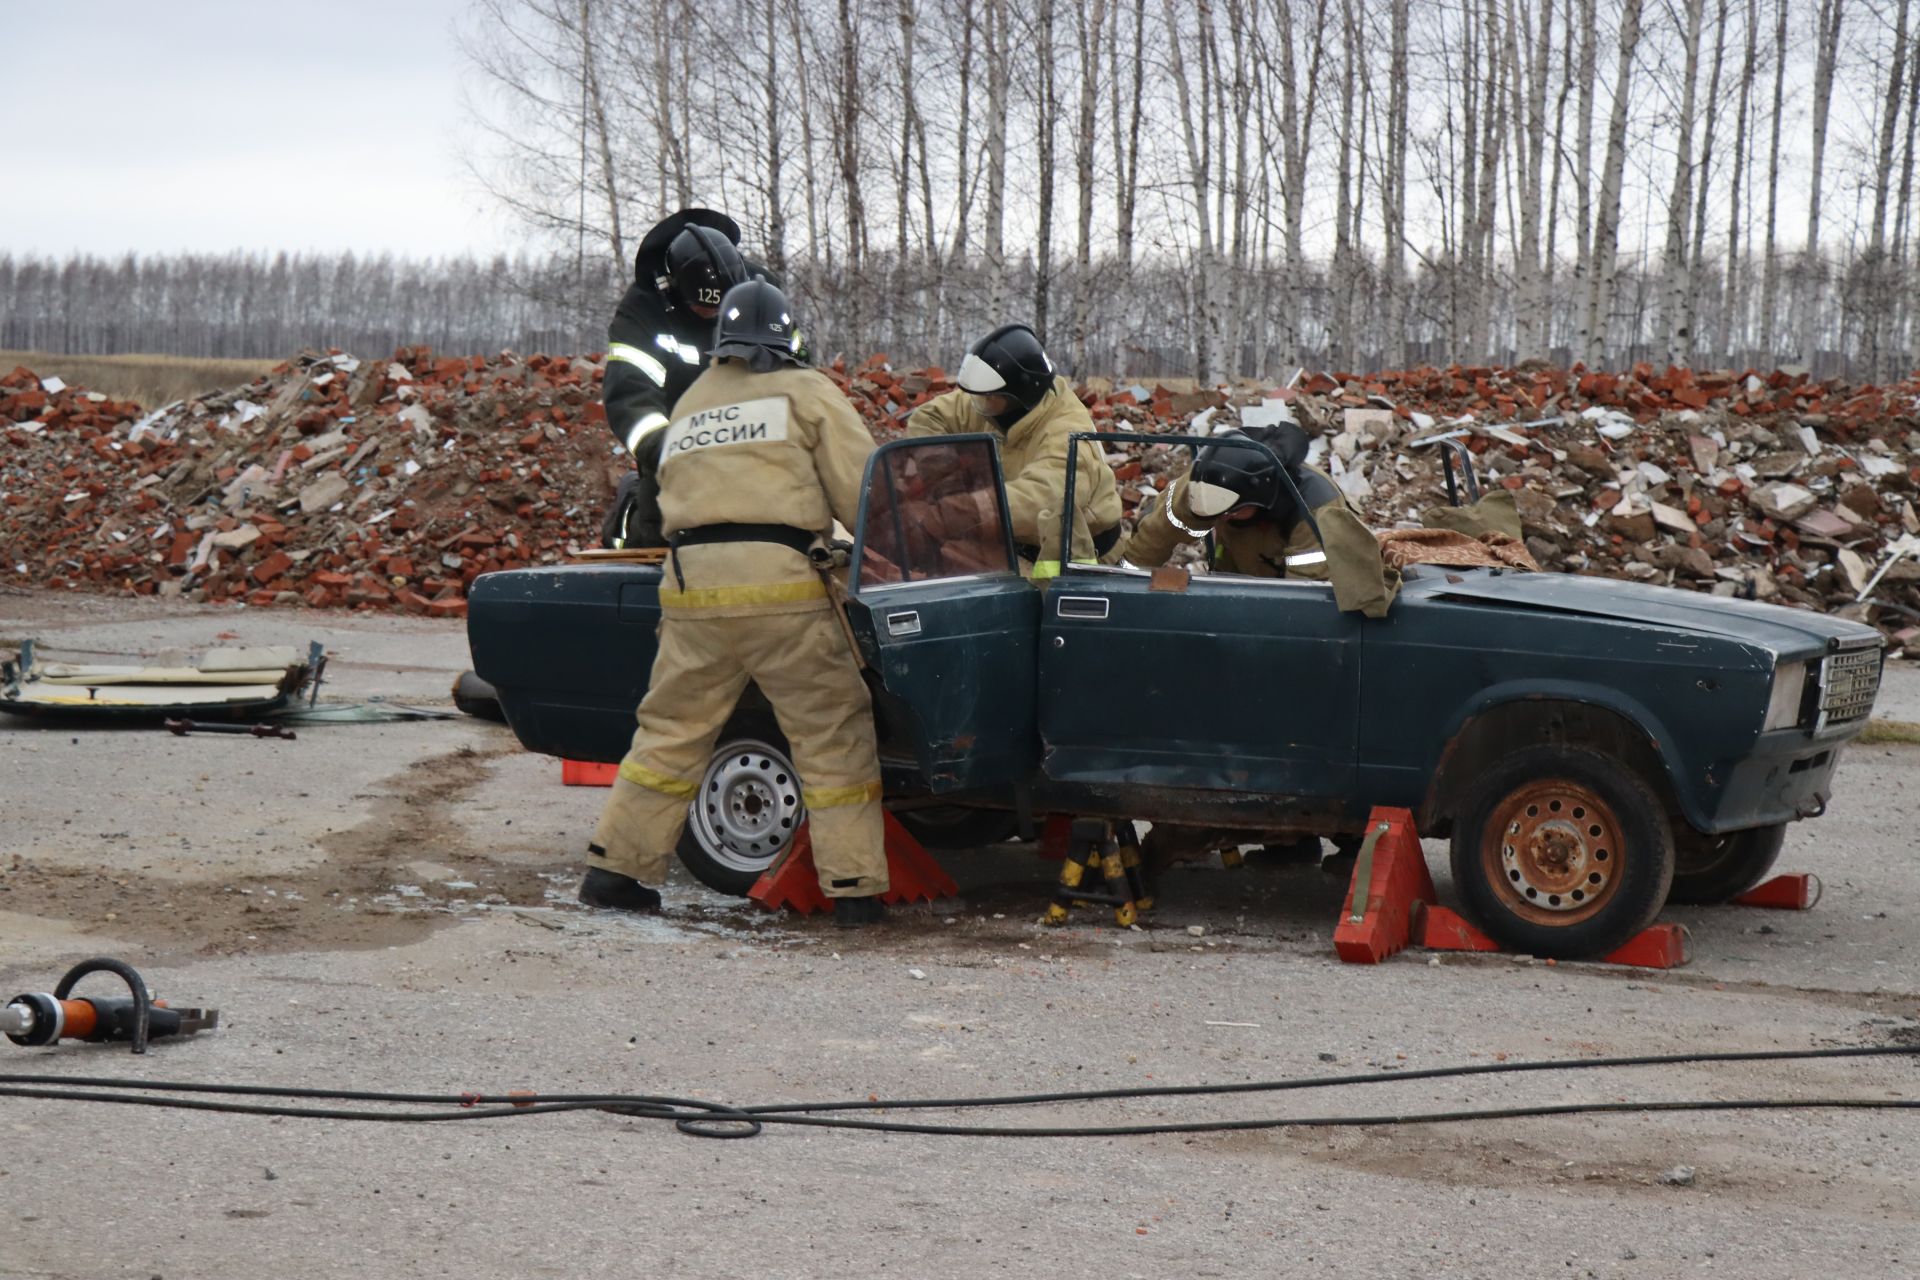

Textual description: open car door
[842,435,1040,794]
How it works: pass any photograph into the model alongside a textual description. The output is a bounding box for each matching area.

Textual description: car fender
[1422,678,1705,829]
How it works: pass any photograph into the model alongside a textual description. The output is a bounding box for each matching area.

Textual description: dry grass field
[0,350,278,408]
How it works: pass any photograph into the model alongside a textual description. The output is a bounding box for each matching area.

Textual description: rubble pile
[5,353,1919,646]
[2,351,624,617]
[1181,363,1920,649]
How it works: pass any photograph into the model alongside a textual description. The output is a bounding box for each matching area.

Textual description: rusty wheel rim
[1482,780,1625,926]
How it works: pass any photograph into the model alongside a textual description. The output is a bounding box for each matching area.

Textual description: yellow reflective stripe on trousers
[618,760,698,798]
[803,779,883,808]
[1030,560,1061,581]
[657,579,828,610]
[607,341,669,386]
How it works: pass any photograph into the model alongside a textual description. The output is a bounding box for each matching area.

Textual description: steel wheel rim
[690,738,804,874]
[1482,779,1625,926]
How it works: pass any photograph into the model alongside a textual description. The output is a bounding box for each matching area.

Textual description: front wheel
[1449,746,1675,960]
[1667,824,1787,904]
[675,714,806,897]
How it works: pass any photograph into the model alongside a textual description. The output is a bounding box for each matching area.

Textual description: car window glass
[858,440,1013,585]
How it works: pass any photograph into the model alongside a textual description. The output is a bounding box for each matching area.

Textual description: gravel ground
[2,589,1917,1280]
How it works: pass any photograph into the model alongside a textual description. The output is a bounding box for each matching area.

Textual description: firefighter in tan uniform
[1118,422,1398,618]
[905,324,1122,572]
[579,278,891,927]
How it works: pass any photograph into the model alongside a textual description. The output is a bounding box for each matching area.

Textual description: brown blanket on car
[1375,527,1541,572]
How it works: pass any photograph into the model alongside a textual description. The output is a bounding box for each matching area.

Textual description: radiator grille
[1820,647,1881,726]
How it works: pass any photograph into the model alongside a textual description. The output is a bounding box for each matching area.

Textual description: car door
[841,435,1041,793]
[1037,566,1363,798]
[1037,429,1363,799]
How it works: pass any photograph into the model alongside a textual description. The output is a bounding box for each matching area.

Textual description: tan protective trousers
[588,607,888,897]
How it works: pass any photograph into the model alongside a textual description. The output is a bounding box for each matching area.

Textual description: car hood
[1427,569,1882,658]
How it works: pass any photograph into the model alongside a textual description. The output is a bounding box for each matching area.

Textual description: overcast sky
[5,0,513,259]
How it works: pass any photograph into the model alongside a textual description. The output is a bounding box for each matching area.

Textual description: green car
[469,433,1884,959]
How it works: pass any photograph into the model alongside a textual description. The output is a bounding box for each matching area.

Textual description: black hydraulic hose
[2,1043,1915,1140]
[52,957,151,1054]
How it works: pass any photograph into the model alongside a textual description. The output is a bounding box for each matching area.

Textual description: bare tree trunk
[983,0,1011,316]
[1802,0,1845,361]
[1383,0,1410,367]
[1034,0,1059,339]
[1866,0,1911,377]
[1806,0,1846,260]
[1586,0,1644,366]
[1687,0,1730,363]
[1545,0,1576,354]
[1725,0,1758,360]
[1512,0,1553,361]
[1072,0,1109,371]
[835,0,866,349]
[949,1,976,266]
[784,0,823,272]
[1758,0,1786,361]
[763,0,786,273]
[1163,0,1216,381]
[1472,0,1508,362]
[1661,0,1705,366]
[1898,12,1920,371]
[896,1,917,264]
[1570,0,1599,358]
[1332,0,1359,369]
[1110,0,1147,277]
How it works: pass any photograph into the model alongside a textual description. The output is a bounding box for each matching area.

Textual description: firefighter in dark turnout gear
[599,208,779,548]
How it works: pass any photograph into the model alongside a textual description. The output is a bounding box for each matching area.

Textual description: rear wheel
[1667,824,1787,904]
[675,713,805,897]
[1449,746,1675,959]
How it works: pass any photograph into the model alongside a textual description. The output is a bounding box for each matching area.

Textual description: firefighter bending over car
[580,277,891,928]
[1116,421,1398,617]
[906,324,1121,574]
[599,208,780,550]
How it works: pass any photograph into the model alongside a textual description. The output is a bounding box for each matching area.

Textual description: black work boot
[833,895,887,928]
[577,867,662,913]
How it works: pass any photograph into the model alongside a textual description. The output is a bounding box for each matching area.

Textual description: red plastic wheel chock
[1334,805,1692,969]
[749,811,960,915]
[1731,873,1822,910]
[560,759,619,786]
[1333,807,1438,964]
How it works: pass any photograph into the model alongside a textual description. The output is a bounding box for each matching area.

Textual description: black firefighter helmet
[634,208,748,314]
[957,323,1055,430]
[1188,423,1312,524]
[710,277,804,372]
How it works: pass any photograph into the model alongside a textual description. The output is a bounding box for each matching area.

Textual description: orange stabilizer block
[1416,903,1691,969]
[561,759,619,787]
[1333,806,1437,964]
[1732,873,1822,910]
[749,811,960,915]
[1037,815,1073,861]
[1414,903,1501,953]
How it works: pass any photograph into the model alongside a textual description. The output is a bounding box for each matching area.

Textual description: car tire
[1449,746,1676,960]
[892,805,1019,851]
[675,712,806,897]
[1666,823,1787,905]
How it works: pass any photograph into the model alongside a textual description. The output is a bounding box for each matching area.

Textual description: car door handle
[886,610,922,637]
[1056,596,1110,620]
